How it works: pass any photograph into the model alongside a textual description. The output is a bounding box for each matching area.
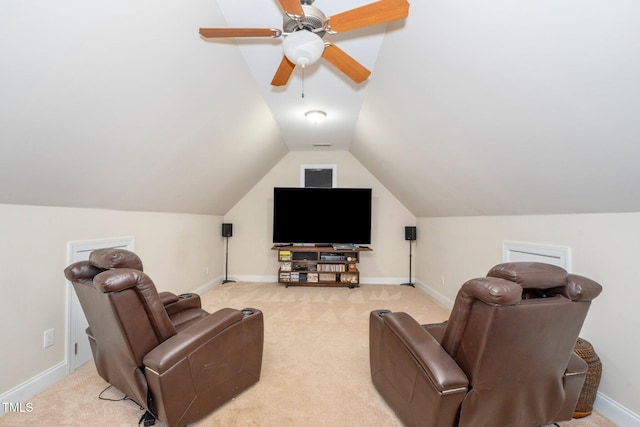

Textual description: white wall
[0,204,222,395]
[416,212,640,417]
[223,151,416,283]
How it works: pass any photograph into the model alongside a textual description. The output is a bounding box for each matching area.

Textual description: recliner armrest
[566,351,588,376]
[142,307,264,427]
[382,312,469,392]
[158,291,179,306]
[144,307,246,374]
[370,310,468,427]
[162,292,202,316]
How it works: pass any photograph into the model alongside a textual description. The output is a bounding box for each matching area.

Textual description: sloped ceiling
[352,0,640,216]
[1,0,639,217]
[0,0,288,215]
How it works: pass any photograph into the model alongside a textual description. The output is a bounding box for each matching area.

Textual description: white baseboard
[414,279,454,309]
[232,275,277,283]
[359,276,407,285]
[594,392,640,426]
[0,361,66,416]
[192,277,222,295]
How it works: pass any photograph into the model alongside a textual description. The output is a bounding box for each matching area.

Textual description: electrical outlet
[43,328,55,349]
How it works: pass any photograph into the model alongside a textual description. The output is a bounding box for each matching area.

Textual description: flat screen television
[272,187,372,245]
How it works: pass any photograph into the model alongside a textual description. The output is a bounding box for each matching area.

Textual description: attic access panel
[300,164,337,188]
[502,241,571,271]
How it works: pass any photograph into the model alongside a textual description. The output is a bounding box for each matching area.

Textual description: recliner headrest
[460,277,522,306]
[64,261,103,282]
[89,248,143,271]
[487,262,567,289]
[550,273,603,301]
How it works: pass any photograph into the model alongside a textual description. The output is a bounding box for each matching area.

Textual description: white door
[67,237,134,372]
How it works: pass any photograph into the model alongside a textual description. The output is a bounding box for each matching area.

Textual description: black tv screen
[273,187,372,245]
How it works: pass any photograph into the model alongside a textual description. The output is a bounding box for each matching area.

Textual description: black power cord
[98,385,154,425]
[98,384,139,406]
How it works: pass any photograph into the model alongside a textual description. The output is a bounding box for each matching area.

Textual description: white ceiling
[1,0,639,217]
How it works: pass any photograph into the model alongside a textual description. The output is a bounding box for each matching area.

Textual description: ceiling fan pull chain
[301,66,305,98]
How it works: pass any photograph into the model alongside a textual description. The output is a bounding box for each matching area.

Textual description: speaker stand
[222,236,235,284]
[401,240,415,287]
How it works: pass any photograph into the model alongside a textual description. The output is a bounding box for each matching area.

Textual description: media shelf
[272,245,372,288]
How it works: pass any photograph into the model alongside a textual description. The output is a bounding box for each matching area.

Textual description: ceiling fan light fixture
[305,110,327,124]
[283,30,325,67]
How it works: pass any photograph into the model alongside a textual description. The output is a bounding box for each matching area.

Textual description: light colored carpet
[1,282,617,426]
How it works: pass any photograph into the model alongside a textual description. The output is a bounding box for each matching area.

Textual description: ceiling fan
[199,0,410,86]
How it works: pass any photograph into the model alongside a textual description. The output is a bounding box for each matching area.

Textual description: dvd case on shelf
[280,262,292,271]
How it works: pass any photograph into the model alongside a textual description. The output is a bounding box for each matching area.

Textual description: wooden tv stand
[272,245,372,288]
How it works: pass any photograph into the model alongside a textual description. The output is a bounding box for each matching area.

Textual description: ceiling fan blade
[328,0,410,33]
[271,56,296,86]
[322,44,371,84]
[199,28,281,38]
[278,0,304,16]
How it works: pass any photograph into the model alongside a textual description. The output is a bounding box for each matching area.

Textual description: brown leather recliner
[370,262,602,427]
[64,249,264,427]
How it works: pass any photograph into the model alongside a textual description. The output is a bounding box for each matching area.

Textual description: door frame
[66,237,134,373]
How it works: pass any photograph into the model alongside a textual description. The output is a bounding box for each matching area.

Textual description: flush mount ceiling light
[282,30,325,67]
[305,110,327,124]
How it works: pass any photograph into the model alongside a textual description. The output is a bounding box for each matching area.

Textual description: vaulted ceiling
[2,0,639,217]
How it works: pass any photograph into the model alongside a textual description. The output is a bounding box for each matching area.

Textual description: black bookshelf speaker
[405,226,417,241]
[222,223,233,237]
